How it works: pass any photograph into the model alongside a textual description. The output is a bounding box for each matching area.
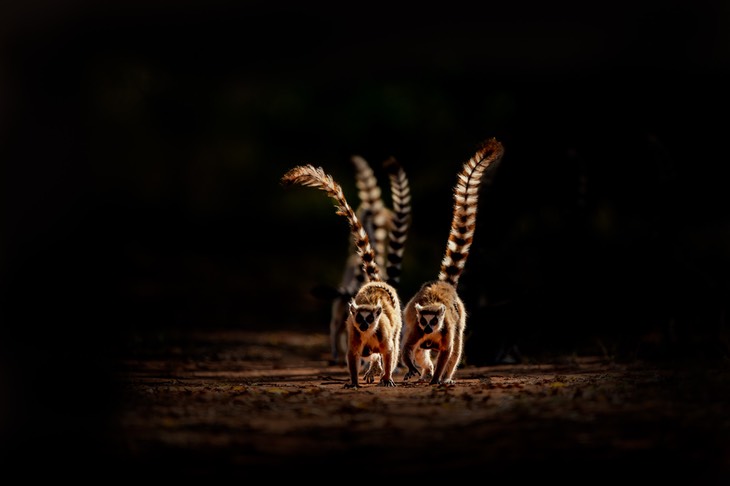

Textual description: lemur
[324,156,411,382]
[281,165,405,388]
[401,138,504,385]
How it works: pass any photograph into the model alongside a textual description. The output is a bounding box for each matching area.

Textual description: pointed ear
[415,303,423,313]
[438,304,446,317]
[374,303,382,318]
[349,300,358,315]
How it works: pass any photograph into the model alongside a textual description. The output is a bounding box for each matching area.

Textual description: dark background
[2,0,729,445]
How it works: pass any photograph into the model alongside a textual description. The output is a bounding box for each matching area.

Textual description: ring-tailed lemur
[281,165,404,388]
[326,156,411,381]
[401,138,504,385]
[359,156,411,382]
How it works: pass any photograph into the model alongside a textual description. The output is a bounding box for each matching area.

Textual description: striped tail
[281,164,382,283]
[351,155,388,269]
[383,157,411,288]
[438,138,504,287]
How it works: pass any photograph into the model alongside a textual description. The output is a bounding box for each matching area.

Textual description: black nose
[359,323,369,332]
[424,325,432,334]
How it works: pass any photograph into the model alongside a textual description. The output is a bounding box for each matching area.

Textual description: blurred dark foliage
[1,0,729,415]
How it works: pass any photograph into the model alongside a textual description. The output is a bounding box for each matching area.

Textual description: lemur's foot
[403,369,420,382]
[377,378,396,387]
[363,362,384,384]
[418,372,434,383]
[344,383,360,389]
[429,378,456,386]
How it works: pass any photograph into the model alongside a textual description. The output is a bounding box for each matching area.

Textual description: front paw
[403,369,420,382]
[377,378,396,387]
[344,383,360,389]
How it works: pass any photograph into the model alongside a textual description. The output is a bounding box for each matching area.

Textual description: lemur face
[414,303,446,335]
[349,301,382,333]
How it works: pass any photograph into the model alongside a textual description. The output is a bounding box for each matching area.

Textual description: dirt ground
[91,328,730,482]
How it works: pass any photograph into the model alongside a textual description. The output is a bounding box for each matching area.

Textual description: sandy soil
[94,329,730,482]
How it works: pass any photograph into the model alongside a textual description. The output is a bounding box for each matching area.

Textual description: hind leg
[362,354,384,383]
[414,349,434,382]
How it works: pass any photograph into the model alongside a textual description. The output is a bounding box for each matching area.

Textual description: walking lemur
[281,164,406,388]
[401,138,504,385]
[311,155,410,382]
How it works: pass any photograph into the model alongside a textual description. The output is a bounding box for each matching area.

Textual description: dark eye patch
[420,315,438,327]
[356,312,375,325]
